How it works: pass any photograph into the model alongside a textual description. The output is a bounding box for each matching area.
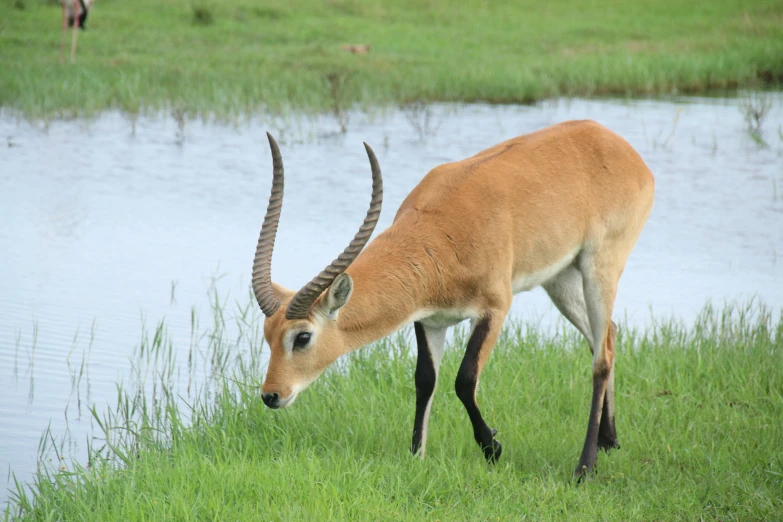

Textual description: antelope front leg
[455,312,505,463]
[410,322,446,457]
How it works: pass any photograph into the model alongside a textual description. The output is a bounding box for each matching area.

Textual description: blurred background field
[1,0,782,118]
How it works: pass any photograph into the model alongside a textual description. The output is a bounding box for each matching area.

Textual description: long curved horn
[285,143,383,320]
[251,132,285,317]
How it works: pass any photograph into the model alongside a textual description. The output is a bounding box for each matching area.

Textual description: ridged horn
[251,132,285,317]
[285,143,383,320]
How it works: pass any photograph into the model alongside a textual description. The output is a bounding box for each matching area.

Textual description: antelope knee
[455,368,476,404]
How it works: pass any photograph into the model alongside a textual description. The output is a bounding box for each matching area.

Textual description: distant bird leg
[60,1,67,63]
[70,0,80,63]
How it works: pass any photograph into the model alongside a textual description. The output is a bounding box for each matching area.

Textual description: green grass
[1,0,783,119]
[5,300,783,521]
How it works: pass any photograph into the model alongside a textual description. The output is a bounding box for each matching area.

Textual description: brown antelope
[252,120,654,477]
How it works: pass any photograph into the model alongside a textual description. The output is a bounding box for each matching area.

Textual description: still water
[1,95,782,505]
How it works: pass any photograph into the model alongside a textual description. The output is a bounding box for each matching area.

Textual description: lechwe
[252,120,654,478]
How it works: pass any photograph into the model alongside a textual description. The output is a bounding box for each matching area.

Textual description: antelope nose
[262,392,280,409]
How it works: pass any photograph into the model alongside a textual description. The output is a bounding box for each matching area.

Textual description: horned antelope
[252,120,654,478]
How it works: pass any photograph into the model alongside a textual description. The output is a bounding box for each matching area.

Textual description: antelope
[252,120,654,478]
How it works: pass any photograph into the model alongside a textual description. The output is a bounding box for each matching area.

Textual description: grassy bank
[5,301,783,521]
[1,0,782,119]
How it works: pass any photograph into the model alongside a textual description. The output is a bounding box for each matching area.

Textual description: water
[1,95,782,506]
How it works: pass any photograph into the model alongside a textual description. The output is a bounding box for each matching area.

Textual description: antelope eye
[293,332,311,350]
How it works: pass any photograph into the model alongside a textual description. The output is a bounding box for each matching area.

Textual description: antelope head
[252,133,383,409]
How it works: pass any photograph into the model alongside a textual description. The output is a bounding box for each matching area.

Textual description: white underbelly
[406,248,580,329]
[511,247,580,294]
[410,307,480,329]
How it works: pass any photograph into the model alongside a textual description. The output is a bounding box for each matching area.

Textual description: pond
[1,94,782,505]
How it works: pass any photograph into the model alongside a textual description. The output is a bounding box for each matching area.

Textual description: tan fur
[341,44,372,55]
[261,120,654,404]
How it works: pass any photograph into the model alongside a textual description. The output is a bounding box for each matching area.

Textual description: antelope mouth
[276,393,297,408]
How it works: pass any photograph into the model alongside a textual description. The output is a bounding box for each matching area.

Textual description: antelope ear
[317,274,353,319]
[271,282,295,304]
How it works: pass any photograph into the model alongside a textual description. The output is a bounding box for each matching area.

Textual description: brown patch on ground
[560,43,602,57]
[341,44,371,55]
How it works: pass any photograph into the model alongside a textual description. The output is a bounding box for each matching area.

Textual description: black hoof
[573,463,595,483]
[481,438,502,463]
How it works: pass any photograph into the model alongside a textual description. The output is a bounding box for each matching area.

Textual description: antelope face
[260,276,353,408]
[251,133,382,410]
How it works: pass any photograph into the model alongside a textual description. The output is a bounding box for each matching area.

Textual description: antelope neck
[335,236,432,350]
